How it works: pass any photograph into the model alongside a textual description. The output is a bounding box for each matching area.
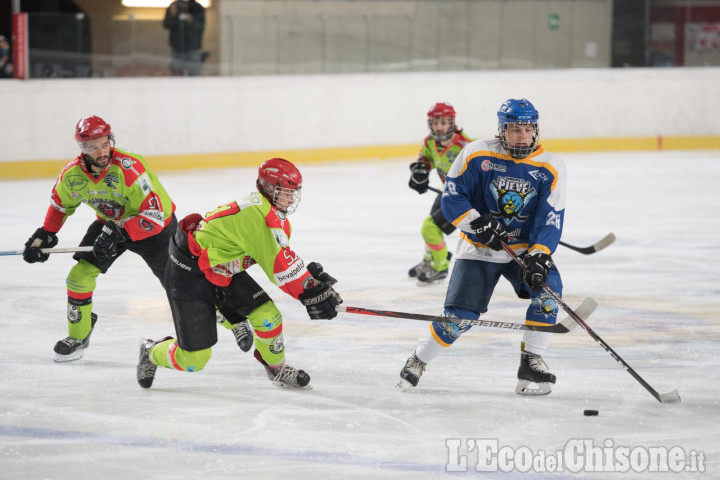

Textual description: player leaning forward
[399,99,567,395]
[137,158,342,389]
[22,116,177,362]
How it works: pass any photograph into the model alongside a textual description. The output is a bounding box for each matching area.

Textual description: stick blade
[557,297,598,332]
[592,232,616,252]
[659,389,681,404]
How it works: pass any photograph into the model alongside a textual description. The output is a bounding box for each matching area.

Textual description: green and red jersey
[43,148,175,241]
[417,130,474,182]
[187,192,313,300]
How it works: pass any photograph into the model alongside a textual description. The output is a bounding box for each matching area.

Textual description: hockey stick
[500,242,681,404]
[426,186,614,256]
[0,246,94,257]
[336,297,597,334]
[559,233,616,255]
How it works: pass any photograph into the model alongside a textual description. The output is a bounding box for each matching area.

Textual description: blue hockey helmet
[497,98,539,159]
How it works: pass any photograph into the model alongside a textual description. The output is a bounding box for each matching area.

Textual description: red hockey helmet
[427,102,456,120]
[257,158,303,214]
[427,102,456,142]
[74,116,113,144]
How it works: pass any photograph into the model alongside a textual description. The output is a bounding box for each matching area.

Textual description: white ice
[1,151,719,479]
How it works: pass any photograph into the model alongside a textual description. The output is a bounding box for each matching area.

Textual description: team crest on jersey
[532,294,558,318]
[104,173,119,190]
[490,176,537,224]
[88,198,125,219]
[119,157,136,170]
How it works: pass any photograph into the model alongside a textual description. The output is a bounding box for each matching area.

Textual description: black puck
[583,409,599,416]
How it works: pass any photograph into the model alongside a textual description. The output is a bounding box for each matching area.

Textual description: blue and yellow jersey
[441,139,566,263]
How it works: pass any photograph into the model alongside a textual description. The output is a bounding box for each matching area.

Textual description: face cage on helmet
[499,123,539,159]
[272,185,302,215]
[428,117,455,143]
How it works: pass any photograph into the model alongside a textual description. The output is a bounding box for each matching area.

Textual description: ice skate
[397,352,426,389]
[266,364,311,389]
[408,258,430,278]
[416,263,448,285]
[231,320,254,353]
[515,351,556,396]
[53,313,98,363]
[137,338,160,389]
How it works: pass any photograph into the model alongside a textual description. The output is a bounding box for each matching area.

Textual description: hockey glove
[299,280,342,320]
[22,227,58,263]
[521,252,553,292]
[408,162,430,194]
[93,221,127,262]
[469,213,508,251]
[306,261,337,286]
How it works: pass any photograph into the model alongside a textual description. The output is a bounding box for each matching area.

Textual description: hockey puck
[583,409,599,416]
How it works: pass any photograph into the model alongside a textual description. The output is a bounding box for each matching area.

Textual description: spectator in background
[163,0,205,76]
[0,35,13,78]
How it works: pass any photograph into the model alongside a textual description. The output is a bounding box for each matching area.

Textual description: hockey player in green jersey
[22,116,178,362]
[408,102,473,284]
[137,158,343,389]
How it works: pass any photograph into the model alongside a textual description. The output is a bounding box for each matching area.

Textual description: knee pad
[66,260,101,294]
[166,342,212,372]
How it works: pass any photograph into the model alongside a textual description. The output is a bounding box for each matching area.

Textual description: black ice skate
[515,351,556,396]
[408,252,451,279]
[416,264,448,285]
[232,320,254,353]
[53,313,98,363]
[266,364,311,389]
[397,352,426,389]
[137,338,160,389]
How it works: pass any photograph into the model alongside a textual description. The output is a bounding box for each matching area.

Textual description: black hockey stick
[336,297,597,334]
[426,186,615,256]
[559,233,616,255]
[501,242,681,404]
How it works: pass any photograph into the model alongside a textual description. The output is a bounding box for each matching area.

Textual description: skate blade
[272,381,313,390]
[53,350,86,363]
[515,379,553,396]
[396,378,415,390]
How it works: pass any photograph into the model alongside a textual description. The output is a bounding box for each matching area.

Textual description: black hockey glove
[521,253,553,292]
[469,213,508,251]
[23,227,58,263]
[93,221,126,262]
[299,265,342,320]
[306,261,337,286]
[408,161,430,194]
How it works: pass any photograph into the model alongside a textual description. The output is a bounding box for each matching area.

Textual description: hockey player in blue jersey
[398,98,567,396]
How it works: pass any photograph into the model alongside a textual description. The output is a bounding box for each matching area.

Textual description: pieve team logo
[490,176,537,225]
[532,294,558,318]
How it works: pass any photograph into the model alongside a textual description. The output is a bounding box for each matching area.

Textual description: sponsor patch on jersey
[272,228,289,248]
[274,258,305,286]
[528,169,549,181]
[242,256,257,270]
[481,159,507,173]
[64,175,88,192]
[137,173,154,194]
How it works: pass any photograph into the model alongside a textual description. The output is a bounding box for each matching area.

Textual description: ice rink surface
[1,150,719,479]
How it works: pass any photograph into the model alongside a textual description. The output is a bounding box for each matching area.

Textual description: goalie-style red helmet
[74,116,112,143]
[257,158,303,214]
